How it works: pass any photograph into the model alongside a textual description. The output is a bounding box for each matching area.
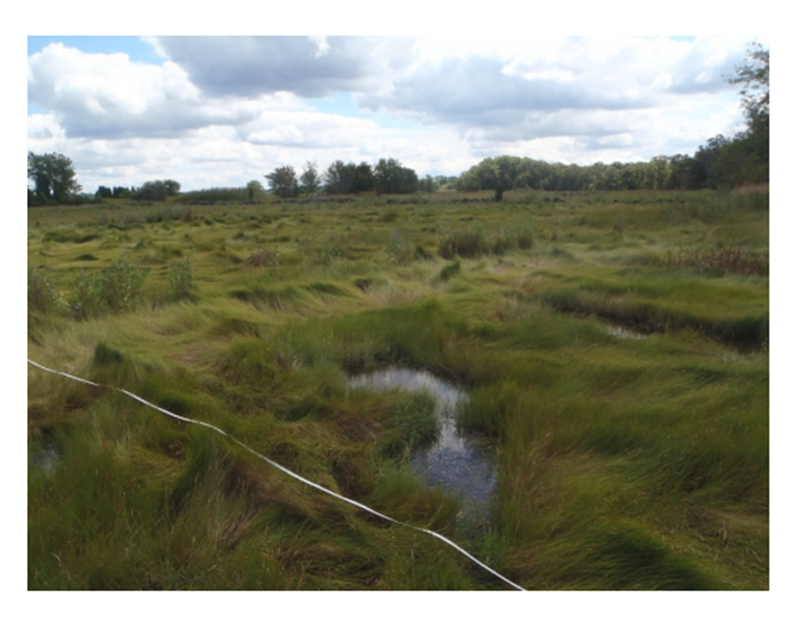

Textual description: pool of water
[348,368,497,521]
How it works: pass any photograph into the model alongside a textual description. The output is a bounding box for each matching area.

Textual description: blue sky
[27,35,765,192]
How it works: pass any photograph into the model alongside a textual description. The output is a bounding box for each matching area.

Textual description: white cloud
[27,43,268,139]
[27,114,64,142]
[26,35,764,188]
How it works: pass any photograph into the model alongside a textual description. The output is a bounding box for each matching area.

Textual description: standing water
[348,368,496,523]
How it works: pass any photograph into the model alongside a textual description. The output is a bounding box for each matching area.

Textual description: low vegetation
[28,188,769,590]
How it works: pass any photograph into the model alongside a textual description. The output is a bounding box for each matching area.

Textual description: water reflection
[348,368,496,521]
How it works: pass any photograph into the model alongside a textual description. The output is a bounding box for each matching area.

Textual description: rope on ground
[27,358,526,591]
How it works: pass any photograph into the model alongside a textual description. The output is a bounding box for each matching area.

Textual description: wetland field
[27,188,769,590]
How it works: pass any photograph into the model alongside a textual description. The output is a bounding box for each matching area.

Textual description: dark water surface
[348,368,496,522]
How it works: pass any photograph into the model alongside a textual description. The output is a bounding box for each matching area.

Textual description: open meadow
[27,188,769,590]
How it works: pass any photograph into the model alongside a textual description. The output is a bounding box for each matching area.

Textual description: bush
[71,252,149,317]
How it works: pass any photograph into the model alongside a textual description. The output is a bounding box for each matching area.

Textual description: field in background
[28,189,769,590]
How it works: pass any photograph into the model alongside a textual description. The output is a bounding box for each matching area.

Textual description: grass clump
[70,252,149,317]
[168,255,197,302]
[377,391,438,457]
[435,259,461,283]
[387,231,414,265]
[438,229,487,259]
[28,265,63,313]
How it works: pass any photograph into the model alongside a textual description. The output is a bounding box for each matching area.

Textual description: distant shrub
[179,187,250,204]
[132,180,181,202]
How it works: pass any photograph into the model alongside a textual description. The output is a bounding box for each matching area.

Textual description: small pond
[348,368,496,523]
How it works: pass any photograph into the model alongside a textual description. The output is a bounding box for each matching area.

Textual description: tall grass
[28,190,768,590]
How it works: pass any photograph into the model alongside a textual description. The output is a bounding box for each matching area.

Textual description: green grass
[28,189,769,590]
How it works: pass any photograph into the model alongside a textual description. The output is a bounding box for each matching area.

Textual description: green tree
[374,158,418,194]
[246,180,265,202]
[299,161,322,195]
[456,157,508,199]
[727,43,769,183]
[265,165,299,198]
[729,42,769,133]
[352,161,375,193]
[324,160,353,195]
[419,174,437,193]
[131,179,181,201]
[27,152,82,203]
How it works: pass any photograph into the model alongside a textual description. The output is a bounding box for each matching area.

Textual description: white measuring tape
[27,358,526,591]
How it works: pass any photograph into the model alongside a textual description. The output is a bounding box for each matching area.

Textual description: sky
[26,34,768,193]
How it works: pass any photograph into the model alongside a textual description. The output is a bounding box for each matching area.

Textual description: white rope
[27,358,526,591]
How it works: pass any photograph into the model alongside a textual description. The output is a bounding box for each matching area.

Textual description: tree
[299,161,322,195]
[265,165,299,198]
[27,152,82,203]
[727,43,769,183]
[728,43,769,133]
[419,174,437,193]
[324,160,354,195]
[456,157,508,199]
[163,179,181,196]
[246,180,265,202]
[352,161,375,193]
[373,158,418,194]
[131,179,181,201]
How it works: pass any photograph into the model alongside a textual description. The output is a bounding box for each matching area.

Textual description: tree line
[454,43,768,199]
[27,160,183,206]
[264,157,440,198]
[28,44,767,206]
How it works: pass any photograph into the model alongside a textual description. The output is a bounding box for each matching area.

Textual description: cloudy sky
[27,34,766,193]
